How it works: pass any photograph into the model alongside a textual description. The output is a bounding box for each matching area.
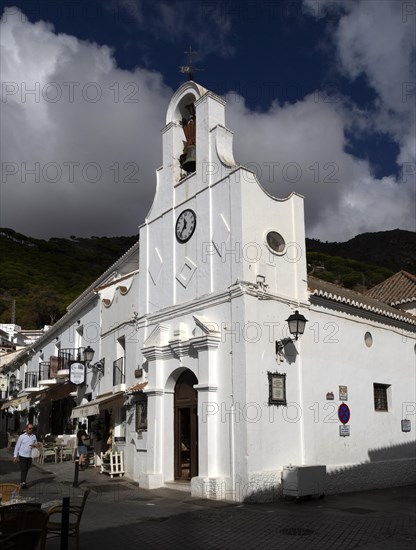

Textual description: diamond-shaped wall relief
[148,247,163,285]
[176,257,197,288]
[212,213,230,257]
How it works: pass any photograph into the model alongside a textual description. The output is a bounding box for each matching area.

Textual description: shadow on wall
[368,440,415,461]
[243,439,416,503]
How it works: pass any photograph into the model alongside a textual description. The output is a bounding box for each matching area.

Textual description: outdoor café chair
[0,505,47,538]
[38,442,57,464]
[6,433,16,451]
[60,446,75,461]
[0,483,21,502]
[1,528,44,550]
[41,489,91,550]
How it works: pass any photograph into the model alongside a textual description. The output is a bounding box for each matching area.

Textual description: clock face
[176,209,196,243]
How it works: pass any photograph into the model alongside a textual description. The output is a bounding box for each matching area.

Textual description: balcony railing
[113,357,125,386]
[57,347,92,370]
[38,361,50,381]
[25,372,38,388]
[58,349,77,370]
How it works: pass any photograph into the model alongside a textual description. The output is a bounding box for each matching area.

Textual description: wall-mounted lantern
[275,310,308,360]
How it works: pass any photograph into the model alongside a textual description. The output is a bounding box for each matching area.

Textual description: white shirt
[14,432,37,458]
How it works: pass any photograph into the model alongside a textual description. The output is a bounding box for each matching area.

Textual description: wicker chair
[0,505,47,538]
[41,489,91,550]
[1,529,44,550]
[0,483,21,502]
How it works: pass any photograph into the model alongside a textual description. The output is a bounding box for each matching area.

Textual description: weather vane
[179,46,203,81]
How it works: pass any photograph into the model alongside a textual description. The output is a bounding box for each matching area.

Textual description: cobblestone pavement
[1,448,415,550]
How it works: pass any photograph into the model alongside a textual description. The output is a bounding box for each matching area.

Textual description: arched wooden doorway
[174,370,198,480]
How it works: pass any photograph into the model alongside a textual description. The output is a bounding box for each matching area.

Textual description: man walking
[13,424,37,489]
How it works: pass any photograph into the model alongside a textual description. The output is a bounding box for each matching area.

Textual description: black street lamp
[286,310,308,340]
[275,310,308,358]
[82,346,95,364]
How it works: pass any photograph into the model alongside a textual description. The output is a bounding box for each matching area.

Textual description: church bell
[181,145,196,173]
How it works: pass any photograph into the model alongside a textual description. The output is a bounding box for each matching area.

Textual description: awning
[1,395,30,410]
[35,382,76,405]
[70,392,125,419]
[127,381,148,393]
[47,382,76,402]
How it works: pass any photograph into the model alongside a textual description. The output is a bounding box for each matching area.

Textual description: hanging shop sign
[69,362,85,385]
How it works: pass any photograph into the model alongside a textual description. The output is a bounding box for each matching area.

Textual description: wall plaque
[268,372,287,406]
[401,419,411,432]
[339,385,348,401]
[339,425,350,437]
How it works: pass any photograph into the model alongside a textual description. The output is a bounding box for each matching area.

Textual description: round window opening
[364,332,373,347]
[266,231,285,254]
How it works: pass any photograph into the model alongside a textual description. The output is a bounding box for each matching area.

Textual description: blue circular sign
[338,403,350,424]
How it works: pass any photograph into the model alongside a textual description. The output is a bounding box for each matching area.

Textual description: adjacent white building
[1,81,415,501]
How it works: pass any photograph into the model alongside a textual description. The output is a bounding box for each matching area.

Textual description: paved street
[1,448,415,549]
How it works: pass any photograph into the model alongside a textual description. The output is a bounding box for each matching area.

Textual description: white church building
[1,81,415,501]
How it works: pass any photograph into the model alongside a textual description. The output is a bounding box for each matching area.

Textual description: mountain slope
[1,228,414,329]
[0,228,139,328]
[306,229,415,273]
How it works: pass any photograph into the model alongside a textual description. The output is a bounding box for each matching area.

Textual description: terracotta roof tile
[308,275,416,325]
[365,271,416,306]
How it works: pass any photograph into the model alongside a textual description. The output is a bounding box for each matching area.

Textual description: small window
[374,383,390,411]
[266,231,285,254]
[364,332,373,347]
[135,396,148,432]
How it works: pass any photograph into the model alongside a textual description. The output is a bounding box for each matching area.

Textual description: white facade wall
[3,81,414,503]
[134,80,415,501]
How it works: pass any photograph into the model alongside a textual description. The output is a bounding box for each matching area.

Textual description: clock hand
[180,220,187,236]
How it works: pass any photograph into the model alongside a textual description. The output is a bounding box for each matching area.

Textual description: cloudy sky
[1,0,415,241]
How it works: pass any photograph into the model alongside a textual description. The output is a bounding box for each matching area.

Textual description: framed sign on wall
[268,372,287,406]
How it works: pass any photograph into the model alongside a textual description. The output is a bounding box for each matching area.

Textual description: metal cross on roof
[179,46,203,81]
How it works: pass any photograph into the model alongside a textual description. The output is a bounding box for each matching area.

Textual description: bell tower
[137,75,308,497]
[139,78,307,315]
[139,79,239,313]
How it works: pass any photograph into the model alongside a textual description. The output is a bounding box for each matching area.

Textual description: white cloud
[0,5,414,242]
[1,8,171,238]
[298,0,416,237]
[226,92,415,241]
[334,1,415,151]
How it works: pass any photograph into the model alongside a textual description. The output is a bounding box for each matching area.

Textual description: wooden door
[174,370,198,480]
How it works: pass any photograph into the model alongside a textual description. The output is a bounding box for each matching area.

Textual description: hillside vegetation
[1,228,414,329]
[0,228,138,328]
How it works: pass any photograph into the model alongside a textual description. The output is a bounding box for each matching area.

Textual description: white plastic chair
[38,443,57,464]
